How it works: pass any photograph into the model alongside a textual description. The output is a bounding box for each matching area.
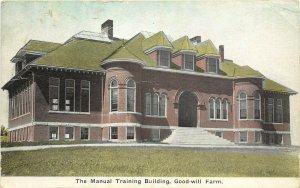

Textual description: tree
[1,125,8,136]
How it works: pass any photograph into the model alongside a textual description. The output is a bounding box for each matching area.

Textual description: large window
[80,127,89,140]
[127,127,134,140]
[152,93,159,116]
[49,126,59,140]
[209,98,228,120]
[215,99,221,119]
[80,80,90,112]
[254,92,261,119]
[65,127,74,140]
[110,127,118,139]
[145,93,167,117]
[126,79,136,112]
[183,54,194,70]
[49,77,60,111]
[267,98,274,122]
[145,93,151,115]
[239,92,247,119]
[158,50,170,67]
[275,99,283,123]
[209,98,215,119]
[65,79,75,112]
[208,58,218,73]
[110,79,118,112]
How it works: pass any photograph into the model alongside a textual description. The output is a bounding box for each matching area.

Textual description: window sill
[263,122,284,125]
[145,115,167,118]
[48,111,90,115]
[109,111,142,115]
[209,119,228,121]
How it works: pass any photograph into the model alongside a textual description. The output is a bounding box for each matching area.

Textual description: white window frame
[152,93,159,116]
[266,98,274,123]
[80,80,90,113]
[253,92,261,120]
[159,94,167,117]
[65,126,75,140]
[183,54,194,71]
[209,98,215,120]
[126,127,135,140]
[49,126,59,141]
[215,98,221,120]
[65,79,75,112]
[49,77,60,111]
[125,79,136,112]
[239,131,248,143]
[275,99,283,123]
[239,92,247,120]
[109,79,119,112]
[110,126,118,140]
[158,49,171,68]
[254,131,261,143]
[207,57,219,73]
[145,93,152,116]
[221,99,228,120]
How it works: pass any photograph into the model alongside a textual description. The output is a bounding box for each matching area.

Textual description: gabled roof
[22,40,61,53]
[32,38,123,71]
[196,40,219,57]
[142,31,173,52]
[172,36,197,54]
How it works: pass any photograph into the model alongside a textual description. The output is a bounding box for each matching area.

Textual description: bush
[1,125,8,136]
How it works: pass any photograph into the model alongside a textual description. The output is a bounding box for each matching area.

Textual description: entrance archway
[178,91,198,127]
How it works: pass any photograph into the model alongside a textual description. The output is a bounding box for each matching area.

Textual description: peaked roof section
[172,36,197,54]
[104,33,156,67]
[142,31,173,52]
[196,40,219,57]
[220,60,263,78]
[263,79,296,94]
[22,40,61,53]
[32,38,123,71]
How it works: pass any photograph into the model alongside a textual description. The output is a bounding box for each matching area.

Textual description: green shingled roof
[196,40,219,57]
[33,38,123,71]
[172,36,196,54]
[105,33,157,67]
[220,60,263,78]
[142,31,173,51]
[22,40,61,53]
[263,79,291,93]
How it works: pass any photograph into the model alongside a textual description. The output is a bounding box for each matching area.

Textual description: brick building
[2,20,296,145]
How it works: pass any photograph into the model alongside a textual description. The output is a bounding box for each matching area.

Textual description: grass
[1,140,99,148]
[1,147,299,177]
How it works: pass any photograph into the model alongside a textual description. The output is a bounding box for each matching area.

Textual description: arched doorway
[178,91,198,127]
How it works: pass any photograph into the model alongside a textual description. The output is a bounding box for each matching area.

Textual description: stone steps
[162,127,235,146]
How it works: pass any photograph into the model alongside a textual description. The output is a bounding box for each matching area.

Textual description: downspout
[232,79,236,142]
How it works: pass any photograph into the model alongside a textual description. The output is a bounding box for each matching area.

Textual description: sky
[1,0,299,145]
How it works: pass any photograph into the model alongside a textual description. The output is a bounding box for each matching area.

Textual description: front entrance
[178,91,198,127]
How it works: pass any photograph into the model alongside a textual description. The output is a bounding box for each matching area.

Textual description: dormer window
[183,54,194,71]
[208,57,219,73]
[158,49,170,67]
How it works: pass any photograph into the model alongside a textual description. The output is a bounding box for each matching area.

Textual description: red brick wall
[196,58,206,71]
[148,51,158,65]
[172,54,182,68]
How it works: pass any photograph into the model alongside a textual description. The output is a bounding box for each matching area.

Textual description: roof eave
[102,58,146,67]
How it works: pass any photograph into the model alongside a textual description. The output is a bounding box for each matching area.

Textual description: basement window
[65,127,74,140]
[239,131,247,143]
[127,127,134,140]
[80,127,89,140]
[49,126,59,140]
[110,127,118,140]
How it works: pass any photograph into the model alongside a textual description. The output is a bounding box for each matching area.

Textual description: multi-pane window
[158,50,170,67]
[10,85,31,119]
[184,54,194,70]
[80,80,90,112]
[239,92,247,119]
[209,98,215,119]
[65,79,75,112]
[255,131,261,143]
[267,98,274,123]
[65,127,74,140]
[110,127,118,139]
[49,126,58,140]
[80,127,89,140]
[159,94,167,116]
[152,93,159,116]
[254,92,261,119]
[215,99,221,119]
[110,79,118,112]
[239,131,247,143]
[208,58,218,73]
[126,79,136,112]
[222,100,228,120]
[145,93,151,115]
[49,77,60,111]
[127,127,134,140]
[275,99,283,123]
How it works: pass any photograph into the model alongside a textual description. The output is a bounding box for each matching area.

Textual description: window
[65,79,75,112]
[183,54,194,70]
[209,98,215,119]
[222,99,228,120]
[215,132,222,138]
[49,126,59,140]
[49,78,60,111]
[110,79,118,112]
[208,58,218,73]
[127,127,134,140]
[65,127,74,140]
[126,79,136,112]
[145,93,151,115]
[255,131,261,143]
[151,129,160,141]
[215,99,221,119]
[275,99,283,123]
[158,50,170,67]
[239,92,247,119]
[268,133,275,144]
[267,98,274,122]
[80,80,90,112]
[152,93,159,116]
[80,127,89,140]
[239,131,247,143]
[254,92,261,119]
[110,127,118,139]
[159,94,167,116]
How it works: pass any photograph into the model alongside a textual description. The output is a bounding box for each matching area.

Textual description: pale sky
[1,1,299,145]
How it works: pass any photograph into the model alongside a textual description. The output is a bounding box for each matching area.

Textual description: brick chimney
[219,45,224,62]
[190,36,201,45]
[101,19,113,39]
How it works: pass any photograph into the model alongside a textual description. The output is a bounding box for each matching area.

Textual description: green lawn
[1,147,299,177]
